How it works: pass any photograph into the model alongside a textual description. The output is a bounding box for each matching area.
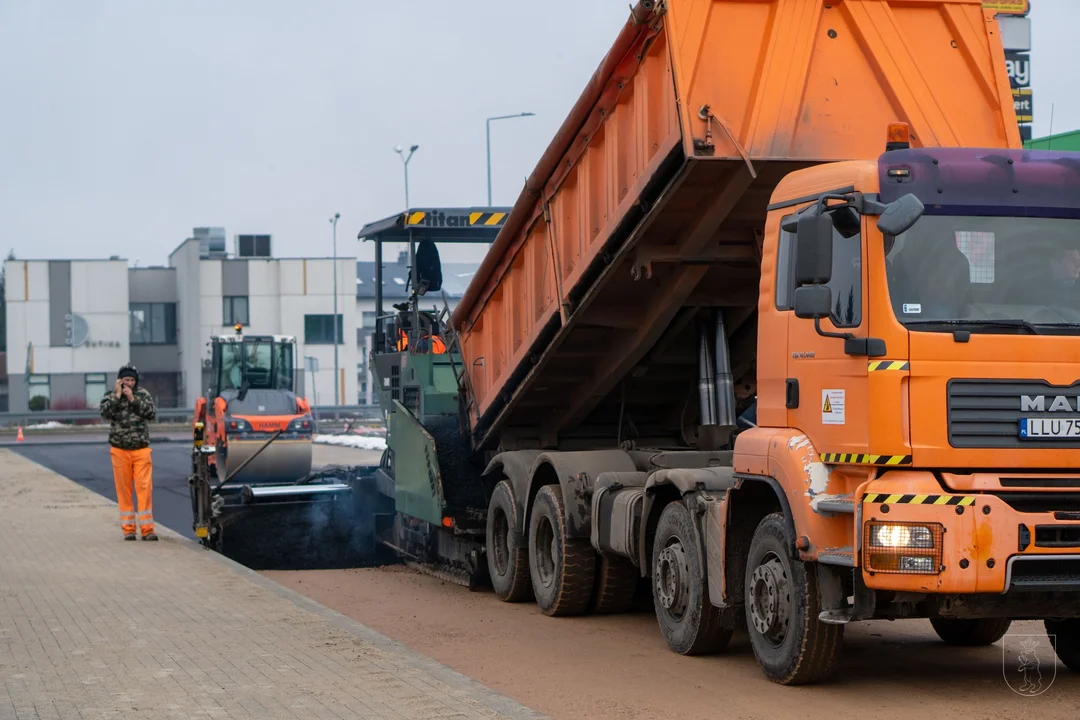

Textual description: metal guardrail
[0,405,385,427]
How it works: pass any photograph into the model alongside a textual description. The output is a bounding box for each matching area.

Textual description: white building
[170,237,357,408]
[5,259,131,411]
[3,230,357,413]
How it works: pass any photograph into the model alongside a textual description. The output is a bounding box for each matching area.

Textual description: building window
[28,374,50,412]
[85,373,107,406]
[223,296,249,326]
[361,311,377,329]
[304,314,343,345]
[130,303,177,344]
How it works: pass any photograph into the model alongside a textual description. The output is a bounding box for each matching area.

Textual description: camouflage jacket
[99,387,157,450]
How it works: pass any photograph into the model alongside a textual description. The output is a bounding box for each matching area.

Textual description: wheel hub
[749,556,790,645]
[655,543,689,617]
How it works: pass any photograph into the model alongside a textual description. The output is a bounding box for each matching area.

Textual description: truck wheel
[745,512,842,685]
[1045,619,1080,671]
[591,554,639,615]
[930,617,1012,647]
[651,500,735,655]
[528,484,596,616]
[486,480,533,602]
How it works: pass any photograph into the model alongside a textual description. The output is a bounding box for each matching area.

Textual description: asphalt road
[11,439,385,554]
[13,442,199,539]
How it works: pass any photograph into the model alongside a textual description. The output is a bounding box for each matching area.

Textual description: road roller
[188,325,381,569]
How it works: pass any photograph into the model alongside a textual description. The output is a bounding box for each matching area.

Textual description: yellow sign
[982,0,1029,14]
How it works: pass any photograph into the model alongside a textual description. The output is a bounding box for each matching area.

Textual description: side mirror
[795,214,834,286]
[793,286,833,320]
[876,193,924,236]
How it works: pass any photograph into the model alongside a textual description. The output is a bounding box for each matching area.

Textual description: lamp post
[486,112,535,206]
[395,144,419,209]
[329,212,340,406]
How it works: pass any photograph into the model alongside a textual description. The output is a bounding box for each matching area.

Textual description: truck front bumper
[857,473,1080,597]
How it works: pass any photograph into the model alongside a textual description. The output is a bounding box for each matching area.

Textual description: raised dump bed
[451,0,1019,451]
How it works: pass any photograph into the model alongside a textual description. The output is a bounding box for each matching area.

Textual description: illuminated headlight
[871,524,934,549]
[863,521,944,575]
[287,416,314,433]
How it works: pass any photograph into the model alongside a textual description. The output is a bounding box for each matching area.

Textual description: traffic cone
[16,427,24,443]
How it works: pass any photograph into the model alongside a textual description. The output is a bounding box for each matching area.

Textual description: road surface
[265,565,1079,720]
[17,436,1078,719]
[11,439,382,541]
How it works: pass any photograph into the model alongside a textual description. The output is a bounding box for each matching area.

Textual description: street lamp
[486,112,535,206]
[329,212,340,406]
[395,144,419,209]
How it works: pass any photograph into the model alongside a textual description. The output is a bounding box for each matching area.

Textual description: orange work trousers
[109,446,154,536]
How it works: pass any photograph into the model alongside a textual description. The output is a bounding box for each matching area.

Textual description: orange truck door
[777,203,871,465]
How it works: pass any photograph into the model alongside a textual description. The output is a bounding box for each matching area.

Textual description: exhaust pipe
[698,322,718,427]
[714,310,737,429]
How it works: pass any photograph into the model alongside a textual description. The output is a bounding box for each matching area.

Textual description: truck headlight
[871,523,934,549]
[863,521,944,575]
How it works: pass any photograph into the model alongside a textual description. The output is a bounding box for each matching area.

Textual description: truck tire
[1045,619,1080,671]
[590,554,639,615]
[651,500,735,655]
[744,512,843,685]
[528,484,597,616]
[486,480,533,602]
[930,617,1012,647]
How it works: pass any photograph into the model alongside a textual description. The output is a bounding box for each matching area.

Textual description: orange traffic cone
[16,427,24,442]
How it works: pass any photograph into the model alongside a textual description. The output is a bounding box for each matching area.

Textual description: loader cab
[208,327,297,405]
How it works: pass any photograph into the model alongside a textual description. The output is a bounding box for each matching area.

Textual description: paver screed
[0,449,546,720]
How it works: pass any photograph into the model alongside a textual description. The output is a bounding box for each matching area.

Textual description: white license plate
[1020,418,1080,438]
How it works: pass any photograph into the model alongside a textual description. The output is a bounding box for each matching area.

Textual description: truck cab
[738,133,1080,648]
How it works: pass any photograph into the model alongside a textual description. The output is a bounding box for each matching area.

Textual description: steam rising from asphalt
[216,465,392,572]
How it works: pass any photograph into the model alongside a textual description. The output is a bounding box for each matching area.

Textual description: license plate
[1020,418,1080,438]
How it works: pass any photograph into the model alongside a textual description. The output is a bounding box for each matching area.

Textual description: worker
[98,363,158,541]
[396,329,447,353]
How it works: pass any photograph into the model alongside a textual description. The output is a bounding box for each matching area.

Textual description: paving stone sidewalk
[0,449,546,720]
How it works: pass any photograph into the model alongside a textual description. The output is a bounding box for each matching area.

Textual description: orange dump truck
[368,0,1080,685]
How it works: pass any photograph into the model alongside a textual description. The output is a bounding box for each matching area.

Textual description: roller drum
[217,438,313,485]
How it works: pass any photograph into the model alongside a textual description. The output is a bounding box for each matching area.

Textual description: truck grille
[948,379,1080,449]
[1008,556,1080,592]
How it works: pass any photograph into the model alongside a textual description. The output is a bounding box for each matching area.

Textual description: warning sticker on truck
[822,389,846,425]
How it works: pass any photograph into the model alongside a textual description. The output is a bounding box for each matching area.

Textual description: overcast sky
[1,1,1077,268]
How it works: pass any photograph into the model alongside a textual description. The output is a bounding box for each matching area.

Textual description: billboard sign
[983,0,1029,15]
[1013,88,1033,123]
[1006,52,1030,89]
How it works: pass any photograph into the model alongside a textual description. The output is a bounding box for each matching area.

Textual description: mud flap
[703,493,730,609]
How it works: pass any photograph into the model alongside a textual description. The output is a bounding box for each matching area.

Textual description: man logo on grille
[1003,633,1056,696]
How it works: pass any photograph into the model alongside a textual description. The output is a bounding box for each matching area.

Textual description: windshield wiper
[904,319,1041,335]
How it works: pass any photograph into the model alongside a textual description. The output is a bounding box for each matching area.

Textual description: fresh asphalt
[11,439,199,539]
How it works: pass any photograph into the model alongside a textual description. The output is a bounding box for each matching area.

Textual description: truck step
[814,498,855,515]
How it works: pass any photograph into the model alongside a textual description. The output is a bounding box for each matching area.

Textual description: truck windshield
[884,215,1080,333]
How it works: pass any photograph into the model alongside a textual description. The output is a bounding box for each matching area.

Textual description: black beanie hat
[118,364,139,382]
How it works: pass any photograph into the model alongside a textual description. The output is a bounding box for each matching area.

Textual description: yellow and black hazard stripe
[468,211,507,226]
[863,492,975,506]
[868,360,910,371]
[819,453,912,465]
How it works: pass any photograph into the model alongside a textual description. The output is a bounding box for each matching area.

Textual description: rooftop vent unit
[194,227,227,259]
[235,234,271,258]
